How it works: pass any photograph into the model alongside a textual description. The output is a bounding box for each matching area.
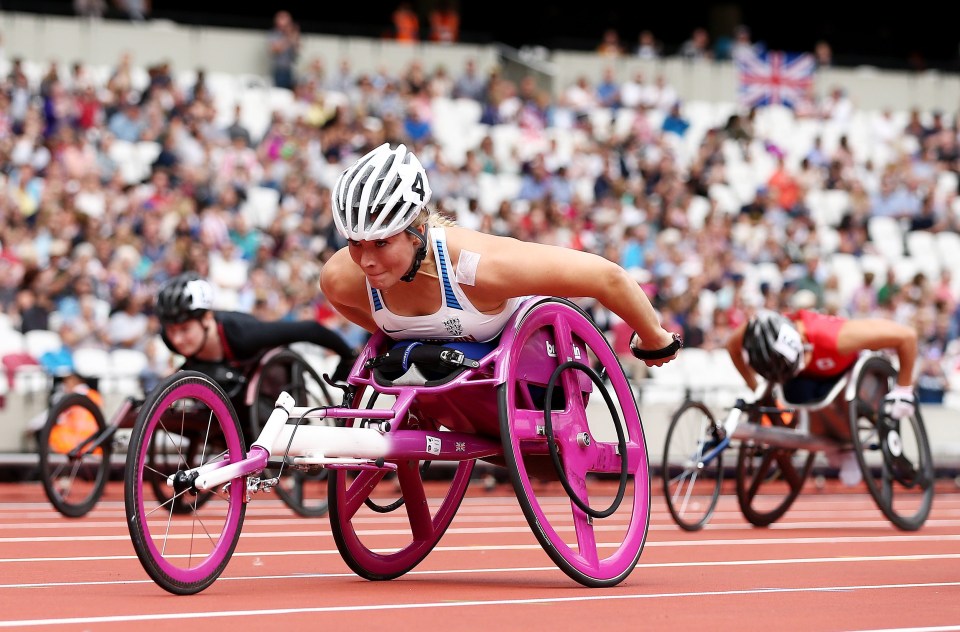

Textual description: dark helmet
[743,310,804,383]
[155,272,214,324]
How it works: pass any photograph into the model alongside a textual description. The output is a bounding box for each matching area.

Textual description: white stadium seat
[24,329,63,361]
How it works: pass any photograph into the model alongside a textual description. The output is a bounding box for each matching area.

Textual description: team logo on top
[443,317,463,337]
[814,357,837,372]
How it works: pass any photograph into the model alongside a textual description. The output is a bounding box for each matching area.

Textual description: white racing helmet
[155,272,215,324]
[743,310,805,383]
[332,143,432,241]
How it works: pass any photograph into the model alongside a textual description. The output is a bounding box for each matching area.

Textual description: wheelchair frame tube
[193,446,269,491]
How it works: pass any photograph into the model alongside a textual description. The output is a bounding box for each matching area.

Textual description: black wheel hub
[172,470,200,497]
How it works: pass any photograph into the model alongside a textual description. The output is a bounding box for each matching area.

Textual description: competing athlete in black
[155,272,358,384]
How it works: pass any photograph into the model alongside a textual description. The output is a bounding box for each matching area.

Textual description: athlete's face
[163,316,207,357]
[347,231,421,290]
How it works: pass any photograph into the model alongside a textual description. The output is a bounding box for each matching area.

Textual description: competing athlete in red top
[727,308,918,414]
[726,308,919,485]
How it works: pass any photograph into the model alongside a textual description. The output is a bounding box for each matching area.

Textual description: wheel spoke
[672,467,702,516]
[343,469,388,518]
[397,460,434,541]
[550,314,576,362]
[745,449,775,501]
[585,441,624,474]
[571,509,600,568]
[774,450,804,489]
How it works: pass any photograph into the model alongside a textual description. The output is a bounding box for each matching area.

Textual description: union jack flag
[736,49,816,110]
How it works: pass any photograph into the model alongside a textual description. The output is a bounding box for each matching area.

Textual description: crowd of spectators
[0,20,959,403]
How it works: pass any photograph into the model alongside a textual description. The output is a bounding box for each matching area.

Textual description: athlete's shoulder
[215,310,259,327]
[321,249,363,288]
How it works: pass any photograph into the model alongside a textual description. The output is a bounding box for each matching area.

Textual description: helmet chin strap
[400,224,428,282]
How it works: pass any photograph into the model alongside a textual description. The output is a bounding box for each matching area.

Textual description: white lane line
[7,508,960,530]
[2,581,959,627]
[1,553,959,589]
[4,524,960,545]
[0,493,955,517]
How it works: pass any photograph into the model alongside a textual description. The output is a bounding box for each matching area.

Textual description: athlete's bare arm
[447,227,675,357]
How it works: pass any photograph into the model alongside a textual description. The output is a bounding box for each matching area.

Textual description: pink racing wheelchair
[123,297,663,594]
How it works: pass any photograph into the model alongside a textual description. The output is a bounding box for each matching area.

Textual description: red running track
[0,478,959,631]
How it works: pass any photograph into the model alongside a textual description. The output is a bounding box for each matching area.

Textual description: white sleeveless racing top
[367,227,524,342]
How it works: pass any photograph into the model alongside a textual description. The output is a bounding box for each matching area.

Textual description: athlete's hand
[630,330,682,367]
[883,384,915,421]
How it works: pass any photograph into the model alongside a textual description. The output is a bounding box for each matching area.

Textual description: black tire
[662,400,724,531]
[251,349,335,517]
[848,356,934,531]
[38,393,112,518]
[736,441,814,527]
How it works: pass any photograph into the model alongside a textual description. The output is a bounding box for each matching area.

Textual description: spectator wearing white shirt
[634,30,661,60]
[730,25,762,62]
[648,74,678,112]
[819,86,855,127]
[871,108,901,149]
[106,292,150,352]
[620,71,652,109]
[208,241,249,307]
[561,75,598,121]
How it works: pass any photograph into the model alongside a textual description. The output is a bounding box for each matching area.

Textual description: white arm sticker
[455,249,481,286]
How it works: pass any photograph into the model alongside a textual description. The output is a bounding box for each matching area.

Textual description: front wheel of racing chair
[499,298,651,587]
[662,400,724,531]
[735,398,814,527]
[124,371,247,595]
[250,348,336,517]
[848,356,934,531]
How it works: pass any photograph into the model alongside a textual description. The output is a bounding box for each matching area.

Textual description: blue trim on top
[401,341,422,371]
[435,240,463,310]
[371,288,383,311]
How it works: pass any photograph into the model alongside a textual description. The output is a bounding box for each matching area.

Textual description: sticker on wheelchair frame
[545,341,582,360]
[426,436,442,455]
